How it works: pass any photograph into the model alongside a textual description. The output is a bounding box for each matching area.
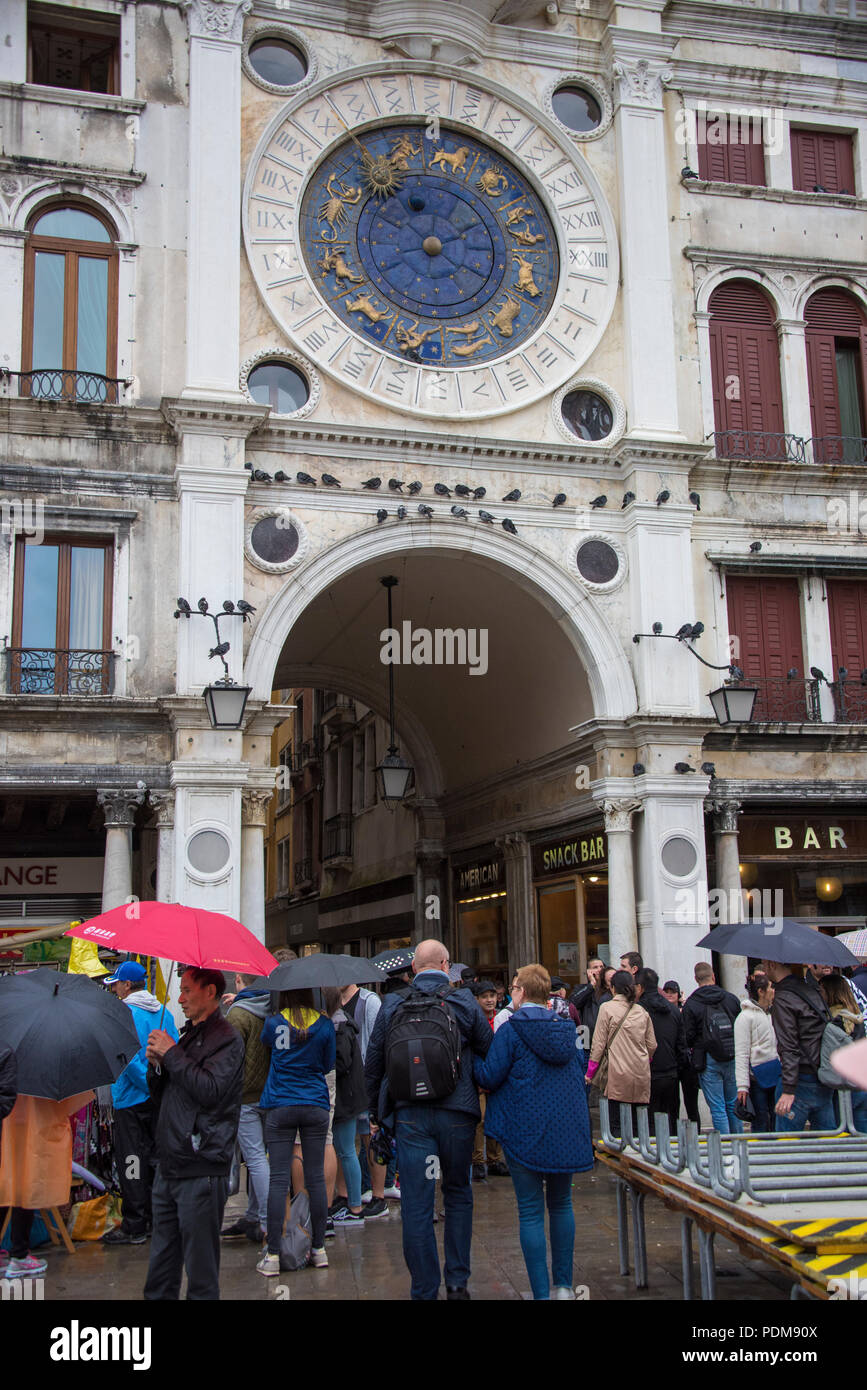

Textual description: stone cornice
[0,401,173,445]
[663,0,867,59]
[668,61,867,111]
[685,246,867,281]
[705,549,867,575]
[0,155,147,188]
[0,462,175,501]
[708,777,867,802]
[690,458,867,492]
[161,397,271,440]
[0,761,170,787]
[0,82,146,115]
[681,180,867,215]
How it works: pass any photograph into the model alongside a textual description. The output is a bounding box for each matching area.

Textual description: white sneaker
[552,1286,576,1300]
[256,1253,280,1277]
[360,1190,373,1204]
[383,1185,401,1200]
[309,1246,329,1268]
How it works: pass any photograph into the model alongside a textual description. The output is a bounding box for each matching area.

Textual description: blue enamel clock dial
[299,125,559,367]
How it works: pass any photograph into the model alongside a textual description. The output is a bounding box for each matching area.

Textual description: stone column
[711,799,748,993]
[414,849,446,949]
[495,833,535,979]
[98,788,146,912]
[603,799,643,963]
[777,319,813,450]
[240,788,272,944]
[148,791,176,904]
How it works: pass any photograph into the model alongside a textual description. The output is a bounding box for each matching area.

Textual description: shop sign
[739,816,867,860]
[0,858,104,895]
[534,828,607,876]
[455,859,503,894]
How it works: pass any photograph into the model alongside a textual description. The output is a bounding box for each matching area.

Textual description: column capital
[709,798,742,834]
[241,788,272,827]
[181,0,251,42]
[602,798,643,833]
[609,56,672,112]
[98,787,146,829]
[495,831,530,861]
[147,789,175,829]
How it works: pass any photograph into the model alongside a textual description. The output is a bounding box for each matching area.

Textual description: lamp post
[632,621,757,725]
[375,576,415,805]
[174,597,254,730]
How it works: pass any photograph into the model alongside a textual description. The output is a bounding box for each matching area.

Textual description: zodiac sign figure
[346,290,393,323]
[389,134,421,169]
[317,247,363,285]
[395,318,438,353]
[512,254,542,298]
[504,204,533,227]
[489,296,522,336]
[451,334,492,358]
[318,173,362,240]
[446,321,482,338]
[509,223,546,247]
[430,145,470,175]
[476,166,509,197]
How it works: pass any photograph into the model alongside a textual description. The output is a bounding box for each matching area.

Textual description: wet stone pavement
[42,1167,791,1302]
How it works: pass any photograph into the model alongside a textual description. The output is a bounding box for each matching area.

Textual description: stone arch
[244,520,638,722]
[696,266,789,321]
[794,274,867,322]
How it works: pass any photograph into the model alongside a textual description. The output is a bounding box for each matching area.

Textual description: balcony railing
[294,858,313,890]
[829,671,867,723]
[713,431,807,464]
[0,369,129,404]
[301,737,321,766]
[810,436,867,465]
[320,692,356,728]
[324,813,353,863]
[5,648,115,695]
[731,673,822,723]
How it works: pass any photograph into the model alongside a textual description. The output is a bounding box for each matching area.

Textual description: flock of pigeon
[243,463,703,538]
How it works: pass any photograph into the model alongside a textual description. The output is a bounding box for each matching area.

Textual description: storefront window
[533,827,609,988]
[734,815,867,931]
[457,892,507,984]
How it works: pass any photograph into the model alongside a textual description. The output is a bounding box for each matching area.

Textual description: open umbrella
[261,955,386,992]
[836,928,867,958]
[65,902,277,977]
[696,918,858,968]
[0,969,140,1100]
[370,947,414,974]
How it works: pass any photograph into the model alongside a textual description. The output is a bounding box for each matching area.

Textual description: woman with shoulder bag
[586,971,656,1137]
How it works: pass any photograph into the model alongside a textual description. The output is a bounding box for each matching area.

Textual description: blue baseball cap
[104,961,147,985]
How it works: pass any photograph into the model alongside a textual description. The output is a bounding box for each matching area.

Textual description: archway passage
[272,549,595,795]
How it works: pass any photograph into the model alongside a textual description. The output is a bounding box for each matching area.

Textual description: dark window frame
[12,533,114,655]
[27,3,120,96]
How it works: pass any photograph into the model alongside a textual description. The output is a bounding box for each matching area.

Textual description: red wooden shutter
[708,283,783,443]
[727,137,766,187]
[727,576,805,718]
[791,129,818,191]
[805,291,867,458]
[792,128,856,194]
[806,332,841,448]
[828,581,867,678]
[698,138,729,182]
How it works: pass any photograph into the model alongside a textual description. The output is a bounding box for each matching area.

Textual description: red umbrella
[65,901,277,977]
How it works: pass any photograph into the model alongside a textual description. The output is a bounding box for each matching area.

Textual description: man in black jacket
[682,962,742,1134]
[636,968,688,1129]
[0,1042,16,1153]
[762,959,836,1131]
[365,938,492,1301]
[143,967,245,1300]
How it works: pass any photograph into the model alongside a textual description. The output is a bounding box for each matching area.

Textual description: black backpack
[385,983,462,1103]
[702,1001,736,1062]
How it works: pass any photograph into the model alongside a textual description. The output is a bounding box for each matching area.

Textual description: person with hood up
[474,963,592,1301]
[103,961,179,1246]
[734,972,779,1132]
[635,967,688,1130]
[222,972,271,1242]
[682,962,742,1134]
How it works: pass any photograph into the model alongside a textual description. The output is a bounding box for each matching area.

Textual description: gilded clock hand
[324,101,407,198]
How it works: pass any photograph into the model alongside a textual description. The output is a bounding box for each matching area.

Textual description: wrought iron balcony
[323,813,353,863]
[810,436,867,465]
[829,670,867,723]
[294,857,314,890]
[5,648,115,695]
[730,673,822,724]
[713,430,807,464]
[320,692,356,729]
[0,369,129,404]
[301,737,321,766]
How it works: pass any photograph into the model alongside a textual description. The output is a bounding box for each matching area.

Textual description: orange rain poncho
[0,1091,93,1208]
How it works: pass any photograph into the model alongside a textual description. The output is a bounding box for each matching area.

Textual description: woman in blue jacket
[256,988,336,1276]
[475,962,593,1300]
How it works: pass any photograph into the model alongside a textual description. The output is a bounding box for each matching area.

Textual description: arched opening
[708,279,786,461]
[805,288,867,464]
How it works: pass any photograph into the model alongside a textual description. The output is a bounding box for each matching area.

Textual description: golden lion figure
[318,173,362,241]
[512,254,542,298]
[318,248,363,285]
[489,296,522,336]
[346,291,393,323]
[430,145,470,175]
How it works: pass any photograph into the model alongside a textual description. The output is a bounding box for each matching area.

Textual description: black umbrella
[260,955,386,992]
[0,969,140,1100]
[370,947,414,974]
[695,919,858,968]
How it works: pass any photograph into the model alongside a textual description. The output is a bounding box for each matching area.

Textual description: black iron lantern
[374,576,415,806]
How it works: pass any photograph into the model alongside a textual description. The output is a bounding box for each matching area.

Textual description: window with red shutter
[791,128,856,195]
[805,289,867,463]
[827,580,867,721]
[726,576,806,721]
[697,134,765,186]
[708,282,785,459]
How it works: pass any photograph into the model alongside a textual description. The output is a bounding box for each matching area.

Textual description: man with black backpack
[364,938,493,1301]
[682,962,742,1134]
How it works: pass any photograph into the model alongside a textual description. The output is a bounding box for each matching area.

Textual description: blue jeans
[504,1153,574,1300]
[332,1115,364,1209]
[774,1074,836,1132]
[852,1090,867,1135]
[700,1056,743,1134]
[236,1104,269,1226]
[395,1106,476,1300]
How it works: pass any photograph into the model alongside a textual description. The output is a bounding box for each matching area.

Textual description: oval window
[551,85,602,133]
[247,361,309,414]
[562,389,613,441]
[249,515,300,565]
[576,539,619,585]
[248,39,307,88]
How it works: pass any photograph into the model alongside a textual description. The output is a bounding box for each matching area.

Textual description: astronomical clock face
[243,67,618,420]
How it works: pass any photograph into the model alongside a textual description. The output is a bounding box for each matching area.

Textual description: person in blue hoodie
[256,987,336,1276]
[474,962,593,1301]
[102,961,179,1246]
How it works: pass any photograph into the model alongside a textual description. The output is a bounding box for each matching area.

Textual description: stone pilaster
[98,787,146,912]
[495,832,535,979]
[602,798,643,962]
